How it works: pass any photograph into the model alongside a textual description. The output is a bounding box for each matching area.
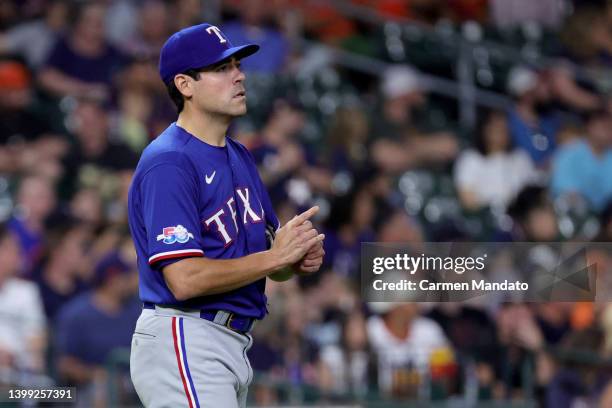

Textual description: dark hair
[165,69,202,113]
[324,185,363,231]
[507,185,549,222]
[474,107,512,155]
[583,108,610,126]
[67,1,105,30]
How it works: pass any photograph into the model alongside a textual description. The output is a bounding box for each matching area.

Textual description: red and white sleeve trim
[148,249,204,265]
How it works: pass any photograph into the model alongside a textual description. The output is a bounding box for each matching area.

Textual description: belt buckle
[225,313,237,332]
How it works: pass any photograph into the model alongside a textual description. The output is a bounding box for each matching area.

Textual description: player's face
[192,57,247,118]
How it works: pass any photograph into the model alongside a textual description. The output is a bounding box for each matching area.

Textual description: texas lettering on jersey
[204,187,263,246]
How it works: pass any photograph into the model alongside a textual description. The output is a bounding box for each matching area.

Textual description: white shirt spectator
[367,315,448,394]
[0,278,46,370]
[454,149,536,209]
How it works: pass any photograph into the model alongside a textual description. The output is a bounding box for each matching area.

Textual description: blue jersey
[127,123,279,319]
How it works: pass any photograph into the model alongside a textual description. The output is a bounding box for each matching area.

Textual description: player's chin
[228,100,248,116]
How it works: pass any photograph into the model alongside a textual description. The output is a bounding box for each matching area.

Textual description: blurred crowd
[0,0,612,407]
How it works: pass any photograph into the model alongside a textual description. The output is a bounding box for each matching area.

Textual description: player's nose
[233,66,245,83]
[227,59,245,83]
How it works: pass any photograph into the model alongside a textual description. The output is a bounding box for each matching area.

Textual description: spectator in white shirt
[455,108,537,212]
[367,302,449,397]
[0,222,46,375]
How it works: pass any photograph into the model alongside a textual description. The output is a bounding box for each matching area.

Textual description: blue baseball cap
[159,23,259,84]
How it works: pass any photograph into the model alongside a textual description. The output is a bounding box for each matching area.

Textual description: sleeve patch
[156,225,195,244]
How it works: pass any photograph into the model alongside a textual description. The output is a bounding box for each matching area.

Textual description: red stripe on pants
[172,316,194,408]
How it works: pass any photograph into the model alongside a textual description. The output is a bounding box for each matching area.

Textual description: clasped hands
[270,206,325,276]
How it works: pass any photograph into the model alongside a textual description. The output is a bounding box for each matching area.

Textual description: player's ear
[174,74,194,98]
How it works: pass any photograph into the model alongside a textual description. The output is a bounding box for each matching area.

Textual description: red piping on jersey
[149,251,204,265]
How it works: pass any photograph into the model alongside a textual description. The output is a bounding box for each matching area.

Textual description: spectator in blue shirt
[506,66,561,166]
[55,245,140,405]
[38,2,126,101]
[222,1,289,73]
[551,109,612,212]
[32,221,93,322]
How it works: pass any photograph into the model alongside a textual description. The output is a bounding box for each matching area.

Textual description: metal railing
[297,39,512,127]
[300,0,609,130]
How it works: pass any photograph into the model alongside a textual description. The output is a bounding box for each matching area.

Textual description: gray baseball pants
[130,306,254,408]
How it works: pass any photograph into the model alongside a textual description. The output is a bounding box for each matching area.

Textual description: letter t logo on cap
[206,26,227,44]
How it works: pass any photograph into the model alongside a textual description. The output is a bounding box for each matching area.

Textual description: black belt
[143,302,256,334]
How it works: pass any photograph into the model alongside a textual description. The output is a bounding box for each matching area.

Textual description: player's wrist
[263,249,288,273]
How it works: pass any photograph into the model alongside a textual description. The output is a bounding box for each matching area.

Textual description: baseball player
[127,23,325,408]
